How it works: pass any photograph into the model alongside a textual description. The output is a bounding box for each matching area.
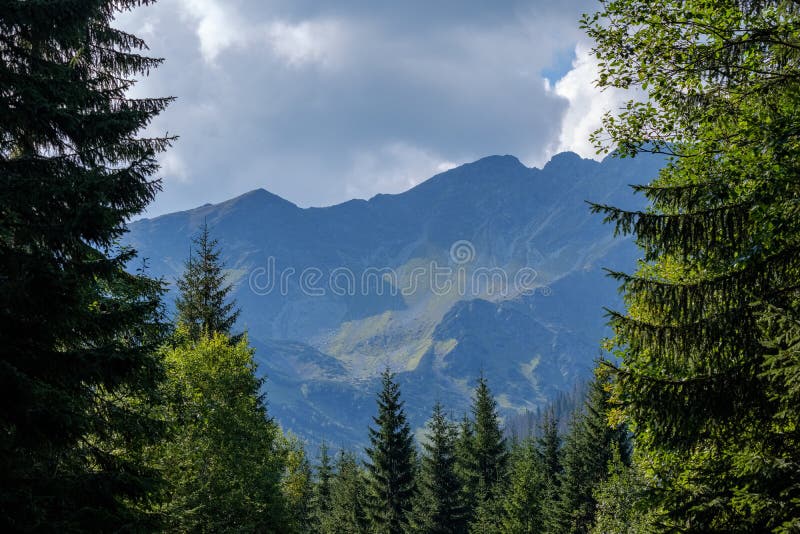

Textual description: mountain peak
[123,151,666,449]
[222,188,298,211]
[236,187,294,204]
[468,154,525,170]
[542,151,589,171]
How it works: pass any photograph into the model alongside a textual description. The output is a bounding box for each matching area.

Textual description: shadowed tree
[313,441,334,528]
[553,371,630,533]
[365,369,416,533]
[471,375,508,493]
[0,1,173,529]
[407,402,466,533]
[537,409,562,532]
[455,412,479,526]
[326,450,369,534]
[465,375,508,533]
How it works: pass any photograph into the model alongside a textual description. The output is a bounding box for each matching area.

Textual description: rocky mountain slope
[124,152,661,448]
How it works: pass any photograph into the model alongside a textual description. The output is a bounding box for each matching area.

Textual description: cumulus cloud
[266,20,347,68]
[178,0,244,62]
[159,151,190,184]
[175,0,347,67]
[345,143,457,200]
[546,43,630,160]
[115,0,603,216]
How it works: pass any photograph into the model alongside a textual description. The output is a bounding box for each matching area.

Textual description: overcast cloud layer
[116,0,626,216]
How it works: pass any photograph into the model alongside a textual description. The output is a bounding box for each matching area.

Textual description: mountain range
[123,151,661,448]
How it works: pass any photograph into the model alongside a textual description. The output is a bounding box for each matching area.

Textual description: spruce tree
[554,373,630,533]
[585,1,800,529]
[282,436,315,533]
[175,221,240,341]
[153,332,286,531]
[407,402,466,533]
[454,413,479,526]
[537,409,562,532]
[500,439,547,534]
[365,369,417,533]
[590,445,657,534]
[0,1,172,529]
[327,450,369,534]
[471,375,508,492]
[465,375,508,534]
[313,441,334,527]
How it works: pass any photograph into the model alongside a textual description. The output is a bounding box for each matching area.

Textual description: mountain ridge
[124,151,661,448]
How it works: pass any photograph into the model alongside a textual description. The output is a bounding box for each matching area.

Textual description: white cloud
[176,0,346,67]
[345,143,457,200]
[546,43,629,160]
[178,0,244,62]
[116,1,598,216]
[159,151,190,184]
[266,20,346,68]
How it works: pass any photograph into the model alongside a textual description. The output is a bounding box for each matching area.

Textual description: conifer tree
[282,436,315,533]
[455,413,479,526]
[585,0,800,528]
[554,373,630,533]
[326,450,369,534]
[0,1,172,528]
[175,221,240,341]
[500,439,547,534]
[537,409,562,532]
[471,375,508,492]
[590,445,657,534]
[152,332,286,531]
[407,402,466,533]
[470,496,504,534]
[464,375,508,534]
[365,369,417,533]
[313,441,334,527]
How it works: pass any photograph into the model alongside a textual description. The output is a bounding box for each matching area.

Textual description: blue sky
[117,0,626,217]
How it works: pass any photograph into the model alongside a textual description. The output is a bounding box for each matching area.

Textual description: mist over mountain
[124,151,661,448]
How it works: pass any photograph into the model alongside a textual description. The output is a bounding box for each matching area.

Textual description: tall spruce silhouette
[364,369,416,533]
[407,402,467,533]
[0,1,173,528]
[175,222,240,340]
[471,374,508,492]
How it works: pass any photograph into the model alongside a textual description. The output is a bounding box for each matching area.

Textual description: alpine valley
[123,151,662,448]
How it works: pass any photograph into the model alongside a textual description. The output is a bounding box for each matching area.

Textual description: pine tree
[153,332,287,531]
[175,221,240,341]
[365,369,417,533]
[464,375,508,534]
[590,445,657,534]
[0,2,173,529]
[326,450,369,534]
[537,409,562,532]
[282,436,315,533]
[313,441,334,528]
[584,1,800,529]
[554,373,630,533]
[471,375,508,492]
[500,439,547,534]
[407,402,466,533]
[455,413,479,526]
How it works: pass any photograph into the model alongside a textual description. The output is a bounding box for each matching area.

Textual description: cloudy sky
[116,0,626,217]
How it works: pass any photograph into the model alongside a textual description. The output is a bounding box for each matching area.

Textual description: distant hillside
[124,151,661,448]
